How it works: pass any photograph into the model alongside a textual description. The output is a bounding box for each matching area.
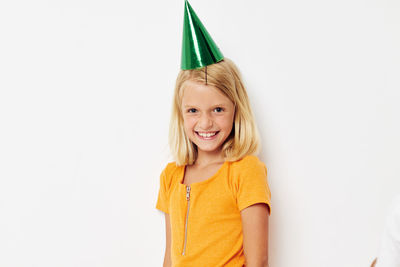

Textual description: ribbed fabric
[156,155,271,267]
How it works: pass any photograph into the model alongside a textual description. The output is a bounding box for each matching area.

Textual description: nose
[198,113,213,130]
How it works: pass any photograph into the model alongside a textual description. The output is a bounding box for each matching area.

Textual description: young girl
[156,1,271,266]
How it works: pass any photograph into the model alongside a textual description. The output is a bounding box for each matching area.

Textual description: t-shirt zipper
[182,185,191,256]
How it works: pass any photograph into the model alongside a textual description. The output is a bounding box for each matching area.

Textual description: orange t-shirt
[156,155,271,267]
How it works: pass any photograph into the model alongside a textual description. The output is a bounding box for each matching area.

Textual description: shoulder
[160,161,183,185]
[162,161,180,173]
[228,155,267,183]
[230,155,266,172]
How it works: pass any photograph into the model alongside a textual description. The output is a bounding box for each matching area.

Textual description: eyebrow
[183,104,227,107]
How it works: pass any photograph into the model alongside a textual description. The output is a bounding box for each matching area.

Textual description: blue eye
[187,108,197,113]
[214,107,223,112]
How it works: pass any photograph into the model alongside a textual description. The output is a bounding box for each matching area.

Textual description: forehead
[181,80,232,106]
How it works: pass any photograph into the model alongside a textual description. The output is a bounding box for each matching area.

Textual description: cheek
[183,117,197,131]
[217,115,234,130]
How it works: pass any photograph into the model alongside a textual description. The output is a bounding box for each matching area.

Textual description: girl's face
[181,80,235,158]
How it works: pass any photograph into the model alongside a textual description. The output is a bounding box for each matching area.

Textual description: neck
[195,149,224,166]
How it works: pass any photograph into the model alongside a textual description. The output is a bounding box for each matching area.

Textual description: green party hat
[181,0,224,70]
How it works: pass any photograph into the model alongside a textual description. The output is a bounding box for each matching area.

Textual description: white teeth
[198,132,217,138]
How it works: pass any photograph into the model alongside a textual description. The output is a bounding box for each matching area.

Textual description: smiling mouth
[195,131,219,139]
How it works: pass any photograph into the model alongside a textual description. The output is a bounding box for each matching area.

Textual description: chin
[197,147,220,153]
[195,142,224,153]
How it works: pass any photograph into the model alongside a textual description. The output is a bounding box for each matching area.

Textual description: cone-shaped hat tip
[181,0,224,70]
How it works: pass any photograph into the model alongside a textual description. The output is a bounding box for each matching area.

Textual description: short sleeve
[235,157,271,214]
[155,165,171,214]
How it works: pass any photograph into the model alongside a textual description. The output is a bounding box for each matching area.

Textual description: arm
[163,213,172,267]
[240,203,270,267]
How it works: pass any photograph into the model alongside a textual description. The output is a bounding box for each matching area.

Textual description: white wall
[0,0,399,266]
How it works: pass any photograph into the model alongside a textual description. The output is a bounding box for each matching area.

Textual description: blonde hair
[169,58,260,166]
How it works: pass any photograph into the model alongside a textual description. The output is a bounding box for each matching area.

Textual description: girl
[156,1,271,266]
[156,57,271,266]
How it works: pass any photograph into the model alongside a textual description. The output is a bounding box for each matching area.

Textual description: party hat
[181,0,224,70]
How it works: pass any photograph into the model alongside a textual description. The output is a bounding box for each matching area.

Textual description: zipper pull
[186,186,191,201]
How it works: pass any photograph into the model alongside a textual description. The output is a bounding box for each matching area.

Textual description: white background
[0,0,399,266]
